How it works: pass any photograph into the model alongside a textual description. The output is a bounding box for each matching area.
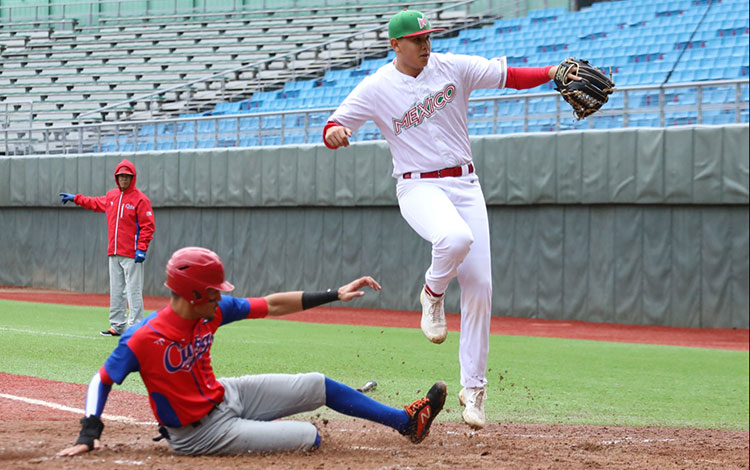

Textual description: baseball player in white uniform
[324,9,575,429]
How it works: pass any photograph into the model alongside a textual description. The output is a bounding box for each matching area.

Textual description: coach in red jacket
[60,159,156,336]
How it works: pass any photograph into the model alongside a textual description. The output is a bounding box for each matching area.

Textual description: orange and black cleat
[400,381,447,443]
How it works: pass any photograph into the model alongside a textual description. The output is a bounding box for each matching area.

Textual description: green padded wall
[0,126,747,328]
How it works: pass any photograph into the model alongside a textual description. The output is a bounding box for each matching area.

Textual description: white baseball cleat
[419,286,447,344]
[458,386,486,429]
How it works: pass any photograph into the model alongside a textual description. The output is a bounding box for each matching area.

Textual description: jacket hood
[114,159,137,191]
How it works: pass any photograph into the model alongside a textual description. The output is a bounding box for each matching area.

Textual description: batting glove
[59,192,76,204]
[134,249,146,263]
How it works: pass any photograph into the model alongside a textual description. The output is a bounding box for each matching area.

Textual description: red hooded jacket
[74,159,155,258]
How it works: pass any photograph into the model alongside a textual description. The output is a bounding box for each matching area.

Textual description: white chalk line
[0,327,102,341]
[0,393,157,426]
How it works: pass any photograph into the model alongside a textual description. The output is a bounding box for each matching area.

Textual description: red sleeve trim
[98,365,114,385]
[247,297,269,319]
[505,66,554,90]
[323,121,341,150]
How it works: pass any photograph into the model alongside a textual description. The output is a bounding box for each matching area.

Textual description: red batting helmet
[164,247,235,305]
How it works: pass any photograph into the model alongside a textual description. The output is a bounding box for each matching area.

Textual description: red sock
[425,284,443,298]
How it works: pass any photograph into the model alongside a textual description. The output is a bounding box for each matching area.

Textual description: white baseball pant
[108,255,144,333]
[397,173,492,389]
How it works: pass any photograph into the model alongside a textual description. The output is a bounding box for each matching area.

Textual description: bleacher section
[456,0,750,131]
[2,0,748,155]
[178,0,749,146]
[1,1,473,132]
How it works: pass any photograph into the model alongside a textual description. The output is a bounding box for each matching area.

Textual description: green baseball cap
[388,9,445,39]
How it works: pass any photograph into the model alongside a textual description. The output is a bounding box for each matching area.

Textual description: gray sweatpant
[108,255,144,333]
[165,372,325,455]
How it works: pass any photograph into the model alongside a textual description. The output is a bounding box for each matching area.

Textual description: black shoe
[100,328,120,336]
[400,381,447,444]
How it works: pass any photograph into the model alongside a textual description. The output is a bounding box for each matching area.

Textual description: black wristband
[75,415,104,450]
[301,289,339,310]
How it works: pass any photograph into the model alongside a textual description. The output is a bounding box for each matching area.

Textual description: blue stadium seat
[239,135,259,147]
[262,115,281,130]
[666,111,698,126]
[198,120,216,134]
[212,102,241,115]
[197,138,215,149]
[177,120,195,135]
[592,115,624,129]
[177,139,194,149]
[138,125,155,137]
[156,139,173,150]
[262,135,281,146]
[527,119,556,133]
[702,110,736,125]
[136,141,155,151]
[240,117,260,131]
[284,132,307,145]
[101,141,117,152]
[629,113,660,127]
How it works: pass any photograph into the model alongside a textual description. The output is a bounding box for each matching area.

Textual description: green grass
[0,299,747,430]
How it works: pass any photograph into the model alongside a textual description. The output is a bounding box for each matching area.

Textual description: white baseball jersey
[328,52,507,177]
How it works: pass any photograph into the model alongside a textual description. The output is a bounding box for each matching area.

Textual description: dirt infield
[1,288,748,469]
[2,373,748,470]
[3,419,749,470]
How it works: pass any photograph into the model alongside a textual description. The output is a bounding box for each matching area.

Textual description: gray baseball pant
[108,255,144,333]
[165,372,325,455]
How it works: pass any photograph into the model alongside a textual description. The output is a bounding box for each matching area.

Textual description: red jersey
[91,295,269,427]
[74,159,155,257]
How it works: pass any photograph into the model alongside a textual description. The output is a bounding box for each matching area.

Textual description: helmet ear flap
[189,289,207,305]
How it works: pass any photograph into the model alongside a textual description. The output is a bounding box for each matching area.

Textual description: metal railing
[3,79,747,156]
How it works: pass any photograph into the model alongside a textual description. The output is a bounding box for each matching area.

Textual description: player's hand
[59,192,76,204]
[56,440,101,457]
[337,276,381,302]
[548,65,582,81]
[325,125,352,148]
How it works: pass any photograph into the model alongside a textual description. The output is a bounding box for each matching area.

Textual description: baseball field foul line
[0,393,157,425]
[0,327,101,341]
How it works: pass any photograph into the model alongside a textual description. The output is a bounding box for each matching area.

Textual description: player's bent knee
[435,230,474,259]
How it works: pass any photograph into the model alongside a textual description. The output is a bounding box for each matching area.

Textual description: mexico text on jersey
[393,83,456,135]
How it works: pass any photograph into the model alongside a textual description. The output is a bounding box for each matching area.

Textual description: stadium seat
[4,0,748,152]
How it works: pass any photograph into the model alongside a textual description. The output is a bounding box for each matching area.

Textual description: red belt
[402,163,474,179]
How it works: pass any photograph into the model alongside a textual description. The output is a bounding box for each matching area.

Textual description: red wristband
[323,121,341,149]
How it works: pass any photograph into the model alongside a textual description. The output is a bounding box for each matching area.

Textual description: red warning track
[0,286,746,350]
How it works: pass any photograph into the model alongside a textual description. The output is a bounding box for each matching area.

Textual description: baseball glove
[554,58,615,120]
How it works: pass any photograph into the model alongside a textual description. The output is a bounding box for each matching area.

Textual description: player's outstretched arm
[265,276,381,316]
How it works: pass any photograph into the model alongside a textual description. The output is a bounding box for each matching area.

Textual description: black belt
[153,404,219,441]
[190,404,218,427]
